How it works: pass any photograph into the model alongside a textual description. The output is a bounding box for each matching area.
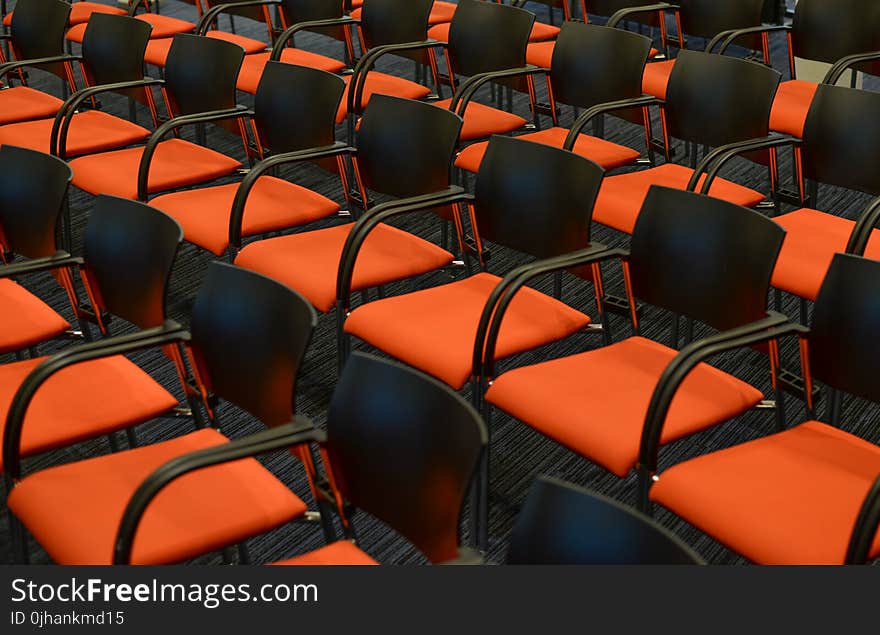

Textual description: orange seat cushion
[486,336,763,477]
[338,72,432,122]
[0,110,150,157]
[0,87,64,126]
[150,177,340,256]
[345,272,591,389]
[273,540,379,565]
[529,22,560,43]
[2,12,11,25]
[64,22,89,43]
[771,208,880,301]
[526,40,555,68]
[651,420,880,564]
[641,59,675,100]
[134,13,196,38]
[0,354,178,470]
[145,31,265,67]
[455,126,639,173]
[8,427,308,564]
[68,2,126,26]
[235,223,454,313]
[427,23,449,43]
[593,163,766,234]
[433,98,527,141]
[0,280,70,353]
[769,79,818,138]
[351,1,455,25]
[70,137,242,199]
[236,49,347,94]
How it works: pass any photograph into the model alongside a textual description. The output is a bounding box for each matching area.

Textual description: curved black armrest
[51,78,164,158]
[196,0,280,35]
[449,65,543,117]
[3,320,189,480]
[565,95,662,150]
[336,186,472,310]
[136,105,252,201]
[113,417,321,564]
[717,25,791,56]
[0,54,79,79]
[0,251,81,279]
[823,51,880,87]
[478,245,621,380]
[638,312,806,474]
[688,133,796,196]
[848,195,880,256]
[607,3,677,29]
[270,16,357,60]
[846,474,880,565]
[228,141,352,249]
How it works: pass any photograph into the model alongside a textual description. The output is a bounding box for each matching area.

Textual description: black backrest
[550,22,651,109]
[82,196,182,330]
[664,50,780,148]
[326,352,487,564]
[507,476,704,564]
[473,135,604,260]
[278,0,346,41]
[355,95,463,198]
[189,263,317,427]
[204,0,268,24]
[447,0,534,78]
[0,145,71,259]
[163,35,245,117]
[677,0,764,41]
[792,0,880,75]
[360,0,432,50]
[809,254,880,405]
[81,14,152,88]
[801,85,880,196]
[9,0,70,60]
[629,187,784,332]
[254,62,346,154]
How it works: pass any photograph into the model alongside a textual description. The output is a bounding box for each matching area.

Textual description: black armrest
[846,473,880,565]
[440,547,485,565]
[478,245,622,380]
[565,95,662,150]
[348,39,443,116]
[51,77,164,158]
[717,25,791,56]
[270,17,357,60]
[449,65,543,118]
[336,186,472,310]
[0,251,81,279]
[0,54,79,79]
[638,312,806,475]
[228,141,353,249]
[688,133,796,195]
[3,320,189,480]
[607,3,678,29]
[848,195,880,256]
[196,0,280,35]
[823,51,880,87]
[113,417,321,564]
[136,105,252,201]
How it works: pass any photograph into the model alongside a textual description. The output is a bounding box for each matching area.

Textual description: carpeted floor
[1,0,878,565]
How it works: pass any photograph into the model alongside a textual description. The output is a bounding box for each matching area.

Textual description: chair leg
[636,467,654,516]
[6,505,29,564]
[125,427,139,449]
[317,499,338,544]
[477,402,492,553]
[799,297,809,325]
[237,542,251,565]
[107,433,122,453]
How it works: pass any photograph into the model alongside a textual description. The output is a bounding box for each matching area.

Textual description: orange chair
[651,254,880,564]
[428,0,559,45]
[66,1,195,47]
[2,0,125,30]
[350,0,458,27]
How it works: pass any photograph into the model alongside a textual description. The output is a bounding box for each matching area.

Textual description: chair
[507,476,704,564]
[0,145,75,356]
[66,0,196,46]
[2,0,125,30]
[6,262,325,565]
[112,352,488,565]
[651,253,880,564]
[428,0,559,45]
[234,94,462,331]
[584,50,784,235]
[66,34,247,200]
[350,0,458,28]
[714,0,880,138]
[484,187,786,535]
[454,21,652,174]
[0,14,154,157]
[0,0,74,127]
[150,62,346,257]
[0,195,185,485]
[767,85,880,316]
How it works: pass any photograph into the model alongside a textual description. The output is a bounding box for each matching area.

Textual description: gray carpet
[1,0,878,565]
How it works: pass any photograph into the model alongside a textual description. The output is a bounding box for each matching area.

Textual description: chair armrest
[638,312,807,474]
[565,95,662,150]
[449,65,544,117]
[688,133,796,195]
[846,474,880,564]
[478,245,622,380]
[607,3,678,29]
[716,25,790,56]
[3,320,189,480]
[136,105,253,201]
[336,186,473,310]
[0,54,79,79]
[228,141,353,249]
[51,77,164,159]
[848,195,880,256]
[196,0,280,35]
[823,51,880,87]
[0,251,81,279]
[113,417,322,564]
[270,17,357,60]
